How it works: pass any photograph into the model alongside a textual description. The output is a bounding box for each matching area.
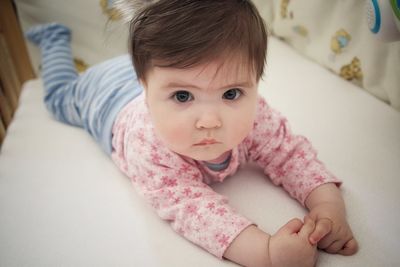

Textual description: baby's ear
[139,79,149,105]
[139,78,147,89]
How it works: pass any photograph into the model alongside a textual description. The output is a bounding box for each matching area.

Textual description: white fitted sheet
[1,37,399,266]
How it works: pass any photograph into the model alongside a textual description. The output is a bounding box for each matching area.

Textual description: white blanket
[1,37,399,266]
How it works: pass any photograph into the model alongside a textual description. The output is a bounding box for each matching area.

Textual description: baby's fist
[269,218,318,267]
[307,204,358,255]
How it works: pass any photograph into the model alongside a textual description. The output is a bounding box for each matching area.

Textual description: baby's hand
[307,203,358,255]
[269,217,318,267]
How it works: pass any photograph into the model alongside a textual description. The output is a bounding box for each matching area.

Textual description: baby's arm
[305,183,358,255]
[247,97,357,257]
[223,225,271,266]
[224,218,317,267]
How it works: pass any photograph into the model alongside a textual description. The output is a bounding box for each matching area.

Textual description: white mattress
[1,37,399,266]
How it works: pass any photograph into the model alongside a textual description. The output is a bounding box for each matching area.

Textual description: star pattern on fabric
[111,94,341,258]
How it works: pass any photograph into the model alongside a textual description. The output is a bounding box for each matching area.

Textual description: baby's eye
[173,90,193,103]
[223,88,242,100]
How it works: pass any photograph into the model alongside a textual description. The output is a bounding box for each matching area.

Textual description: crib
[1,0,399,266]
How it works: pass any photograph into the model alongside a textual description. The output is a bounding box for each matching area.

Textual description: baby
[26,0,358,266]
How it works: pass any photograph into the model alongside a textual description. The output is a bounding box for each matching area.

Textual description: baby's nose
[195,111,222,129]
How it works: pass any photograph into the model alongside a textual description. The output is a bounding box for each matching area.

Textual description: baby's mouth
[194,139,220,146]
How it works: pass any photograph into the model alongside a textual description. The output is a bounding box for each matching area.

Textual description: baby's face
[144,57,258,162]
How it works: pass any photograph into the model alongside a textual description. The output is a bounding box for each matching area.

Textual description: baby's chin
[180,149,230,162]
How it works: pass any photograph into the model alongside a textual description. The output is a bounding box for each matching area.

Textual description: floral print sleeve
[111,95,253,259]
[246,96,341,205]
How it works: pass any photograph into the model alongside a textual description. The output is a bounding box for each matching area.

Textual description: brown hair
[129,0,268,82]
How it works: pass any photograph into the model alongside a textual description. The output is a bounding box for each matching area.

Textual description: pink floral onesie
[111,93,341,259]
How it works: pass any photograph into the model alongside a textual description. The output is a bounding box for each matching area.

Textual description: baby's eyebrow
[219,81,255,89]
[164,82,201,90]
[164,81,254,90]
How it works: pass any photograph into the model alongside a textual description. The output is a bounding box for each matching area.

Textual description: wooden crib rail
[0,0,35,148]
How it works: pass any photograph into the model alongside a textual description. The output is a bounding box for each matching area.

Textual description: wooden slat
[0,35,20,111]
[0,81,8,147]
[0,0,35,84]
[0,82,13,127]
[0,80,13,147]
[0,0,37,147]
[0,117,6,146]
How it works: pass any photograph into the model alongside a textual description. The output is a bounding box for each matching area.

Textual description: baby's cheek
[230,112,255,141]
[235,121,253,141]
[166,126,188,140]
[158,121,190,148]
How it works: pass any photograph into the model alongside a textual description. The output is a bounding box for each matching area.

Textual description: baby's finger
[317,234,336,250]
[299,216,315,237]
[338,238,359,256]
[324,239,346,254]
[276,218,303,235]
[309,218,332,245]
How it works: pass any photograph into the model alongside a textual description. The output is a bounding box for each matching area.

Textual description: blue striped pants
[26,23,142,155]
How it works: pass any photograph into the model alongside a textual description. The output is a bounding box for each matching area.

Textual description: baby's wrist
[244,226,271,267]
[265,234,273,267]
[305,183,344,210]
[223,225,272,267]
